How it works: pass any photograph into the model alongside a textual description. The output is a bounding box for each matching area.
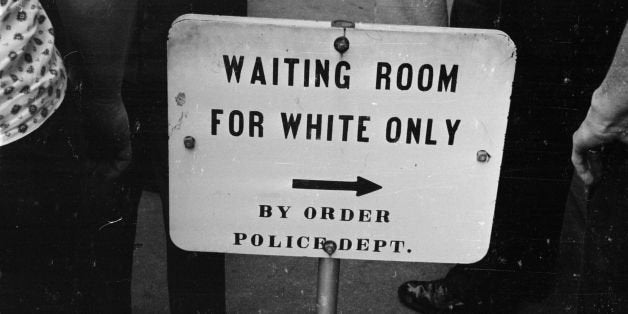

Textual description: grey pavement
[132,191,170,313]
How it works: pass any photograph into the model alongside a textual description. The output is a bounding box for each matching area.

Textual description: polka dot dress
[0,0,66,146]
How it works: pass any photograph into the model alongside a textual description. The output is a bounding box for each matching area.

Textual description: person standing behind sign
[0,0,137,312]
[398,0,627,313]
[0,0,81,311]
[54,0,139,311]
[558,20,628,312]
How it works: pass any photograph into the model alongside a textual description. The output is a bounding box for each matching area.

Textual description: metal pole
[317,241,340,314]
[317,32,350,314]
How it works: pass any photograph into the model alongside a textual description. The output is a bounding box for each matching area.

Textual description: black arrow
[292,176,382,197]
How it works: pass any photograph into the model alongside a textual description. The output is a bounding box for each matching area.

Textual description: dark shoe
[398,279,466,313]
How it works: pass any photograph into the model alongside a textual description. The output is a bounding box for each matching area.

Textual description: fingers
[81,96,132,180]
[571,127,591,184]
[571,125,601,187]
[112,143,132,177]
[572,119,611,189]
[84,143,132,181]
[571,152,595,187]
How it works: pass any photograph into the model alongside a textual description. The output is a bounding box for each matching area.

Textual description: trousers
[0,94,83,312]
[554,145,628,313]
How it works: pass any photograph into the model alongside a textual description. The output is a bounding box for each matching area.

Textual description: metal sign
[168,15,515,263]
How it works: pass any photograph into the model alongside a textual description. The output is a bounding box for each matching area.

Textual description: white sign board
[168,15,515,263]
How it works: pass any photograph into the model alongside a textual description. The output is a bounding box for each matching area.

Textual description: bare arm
[55,0,139,179]
[572,22,628,185]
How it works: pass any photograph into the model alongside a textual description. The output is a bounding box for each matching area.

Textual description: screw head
[334,36,350,54]
[323,240,337,256]
[184,136,196,149]
[477,150,491,163]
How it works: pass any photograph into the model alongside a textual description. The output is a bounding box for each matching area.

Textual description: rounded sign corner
[170,13,197,28]
[169,229,197,253]
[459,243,491,265]
[488,29,517,60]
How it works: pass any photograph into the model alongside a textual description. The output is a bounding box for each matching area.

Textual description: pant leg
[134,1,246,312]
[577,145,628,312]
[448,0,589,310]
[540,173,589,313]
[0,94,83,312]
[545,145,628,314]
[77,157,140,314]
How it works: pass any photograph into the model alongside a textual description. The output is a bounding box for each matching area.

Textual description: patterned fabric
[0,0,66,146]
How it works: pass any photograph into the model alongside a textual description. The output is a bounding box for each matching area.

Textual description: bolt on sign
[168,15,515,263]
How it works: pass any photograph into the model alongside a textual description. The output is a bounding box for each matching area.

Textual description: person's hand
[571,89,628,186]
[55,0,138,181]
[83,96,132,181]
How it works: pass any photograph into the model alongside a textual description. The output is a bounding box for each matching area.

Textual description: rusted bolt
[334,36,349,54]
[323,240,337,256]
[184,136,196,149]
[477,150,491,162]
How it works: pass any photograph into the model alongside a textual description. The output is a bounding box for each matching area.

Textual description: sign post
[168,14,515,310]
[317,241,339,314]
